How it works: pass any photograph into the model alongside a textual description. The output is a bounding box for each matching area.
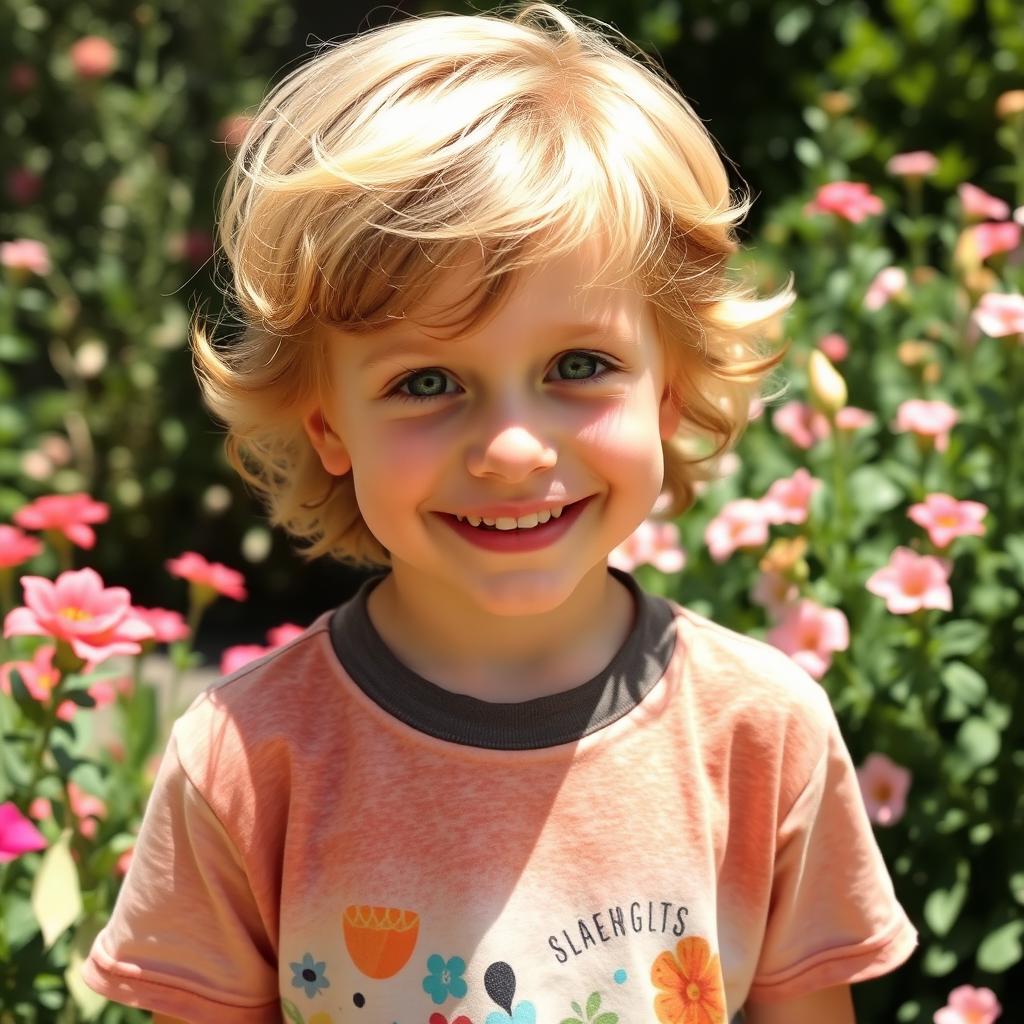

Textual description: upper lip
[446,497,586,518]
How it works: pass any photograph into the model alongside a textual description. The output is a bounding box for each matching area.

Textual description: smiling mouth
[448,498,587,531]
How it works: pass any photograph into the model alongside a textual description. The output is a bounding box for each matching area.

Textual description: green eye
[555,352,603,380]
[404,369,451,397]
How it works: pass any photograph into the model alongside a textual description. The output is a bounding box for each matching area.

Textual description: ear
[302,407,352,476]
[659,383,682,441]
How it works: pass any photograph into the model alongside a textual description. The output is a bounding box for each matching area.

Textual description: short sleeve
[747,694,919,1003]
[80,724,280,1022]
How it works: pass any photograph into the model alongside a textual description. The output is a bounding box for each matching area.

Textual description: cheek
[575,392,665,469]
[349,418,447,511]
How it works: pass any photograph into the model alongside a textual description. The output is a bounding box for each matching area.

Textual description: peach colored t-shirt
[81,568,918,1023]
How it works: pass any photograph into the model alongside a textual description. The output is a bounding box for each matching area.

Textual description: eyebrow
[358,321,629,371]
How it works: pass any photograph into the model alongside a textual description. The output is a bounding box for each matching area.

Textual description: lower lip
[436,497,594,552]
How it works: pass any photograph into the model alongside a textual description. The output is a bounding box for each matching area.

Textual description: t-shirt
[80,567,918,1023]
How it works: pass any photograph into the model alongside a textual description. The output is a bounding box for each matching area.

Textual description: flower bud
[808,349,847,416]
[996,90,1024,120]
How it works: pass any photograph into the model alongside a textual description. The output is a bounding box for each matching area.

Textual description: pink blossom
[968,221,1022,262]
[958,183,1010,222]
[908,493,987,549]
[835,406,876,431]
[220,643,270,676]
[8,62,38,94]
[1016,205,1024,226]
[13,492,110,550]
[750,571,799,619]
[806,182,885,223]
[0,644,60,703]
[772,401,831,449]
[865,546,953,614]
[28,797,51,821]
[116,847,134,877]
[68,781,106,827]
[934,985,1003,1024]
[69,36,117,79]
[864,266,908,311]
[130,605,190,644]
[894,399,959,453]
[166,551,247,601]
[3,567,155,673]
[766,598,849,679]
[760,468,822,526]
[608,519,686,574]
[886,150,938,178]
[0,238,50,276]
[704,499,771,563]
[817,333,849,362]
[217,114,255,148]
[856,753,911,826]
[266,623,307,647]
[6,168,42,206]
[0,524,44,568]
[0,802,48,862]
[972,291,1024,338]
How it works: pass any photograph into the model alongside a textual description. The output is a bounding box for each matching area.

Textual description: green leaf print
[560,1018,584,1024]
[280,998,303,1024]
[571,1001,583,1017]
[594,1014,619,1024]
[586,992,601,1018]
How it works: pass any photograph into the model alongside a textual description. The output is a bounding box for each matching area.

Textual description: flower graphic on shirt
[650,935,727,1023]
[289,952,331,999]
[423,953,469,1004]
[429,1014,474,1024]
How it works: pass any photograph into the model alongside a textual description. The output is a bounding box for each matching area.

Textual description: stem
[996,334,1023,541]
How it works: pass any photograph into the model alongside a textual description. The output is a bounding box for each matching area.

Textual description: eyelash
[385,350,620,404]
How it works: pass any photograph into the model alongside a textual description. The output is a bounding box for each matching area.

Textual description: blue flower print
[289,952,331,998]
[485,1002,536,1024]
[422,953,469,1004]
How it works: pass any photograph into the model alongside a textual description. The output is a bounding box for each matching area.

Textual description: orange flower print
[650,935,727,1024]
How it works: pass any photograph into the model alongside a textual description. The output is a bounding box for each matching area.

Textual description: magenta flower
[13,492,110,550]
[894,399,959,453]
[817,332,849,362]
[766,598,849,679]
[966,221,1021,262]
[0,524,44,569]
[865,547,953,614]
[772,401,831,449]
[864,266,908,311]
[886,150,938,178]
[972,291,1024,338]
[704,499,771,563]
[958,183,1010,222]
[760,468,822,526]
[3,567,155,673]
[130,605,191,644]
[934,985,1003,1024]
[806,181,885,223]
[0,802,48,863]
[0,238,50,277]
[166,551,247,602]
[856,753,911,826]
[608,519,686,574]
[908,493,987,549]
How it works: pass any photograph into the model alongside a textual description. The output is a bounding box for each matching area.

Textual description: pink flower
[760,468,822,526]
[0,238,50,276]
[817,333,849,362]
[864,266,908,311]
[0,644,60,703]
[28,797,51,821]
[166,551,247,601]
[806,181,885,223]
[772,401,831,449]
[865,547,953,614]
[835,406,876,431]
[608,519,686,574]
[8,62,38,94]
[69,36,117,79]
[887,150,938,178]
[217,113,255,148]
[958,183,1010,222]
[972,291,1024,338]
[704,499,771,563]
[908,493,987,549]
[3,567,155,673]
[116,847,134,877]
[6,168,42,206]
[766,598,849,679]
[266,623,307,647]
[894,399,959,453]
[130,605,190,644]
[0,524,44,569]
[220,643,270,676]
[13,492,110,550]
[856,753,911,826]
[0,802,48,862]
[934,985,1003,1024]
[967,221,1021,262]
[750,571,799,619]
[67,781,106,839]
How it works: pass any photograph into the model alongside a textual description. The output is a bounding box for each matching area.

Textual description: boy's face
[304,236,681,617]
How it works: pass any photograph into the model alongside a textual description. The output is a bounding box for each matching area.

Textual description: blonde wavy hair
[191,0,796,568]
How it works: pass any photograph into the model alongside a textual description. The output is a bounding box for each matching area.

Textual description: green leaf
[940,661,987,707]
[9,669,47,726]
[281,998,304,1024]
[847,466,904,514]
[976,920,1024,972]
[66,915,109,1018]
[933,620,988,659]
[51,745,89,780]
[122,682,159,772]
[572,1002,584,1017]
[31,827,83,950]
[62,686,97,708]
[594,1015,619,1024]
[924,858,969,936]
[956,716,1001,767]
[560,1019,584,1024]
[587,992,601,1019]
[922,942,958,976]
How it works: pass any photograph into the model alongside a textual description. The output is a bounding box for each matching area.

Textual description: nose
[465,421,558,481]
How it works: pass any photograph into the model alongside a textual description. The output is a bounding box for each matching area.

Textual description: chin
[468,570,584,617]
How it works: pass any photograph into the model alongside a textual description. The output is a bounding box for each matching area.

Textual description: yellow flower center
[686,982,702,1002]
[59,606,92,621]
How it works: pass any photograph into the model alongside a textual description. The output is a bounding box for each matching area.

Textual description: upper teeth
[457,505,565,529]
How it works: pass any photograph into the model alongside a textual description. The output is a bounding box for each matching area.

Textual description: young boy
[81,4,918,1022]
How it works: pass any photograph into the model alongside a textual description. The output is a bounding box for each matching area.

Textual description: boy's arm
[744,983,856,1024]
[152,1015,191,1024]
